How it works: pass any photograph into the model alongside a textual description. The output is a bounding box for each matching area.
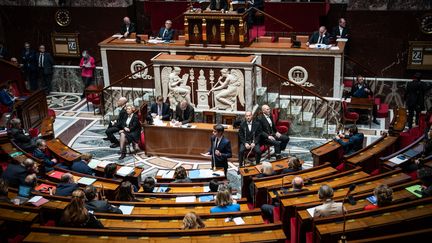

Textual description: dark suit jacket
[85,200,122,214]
[331,26,349,39]
[120,22,136,36]
[308,31,330,45]
[55,183,79,197]
[71,160,94,175]
[33,148,55,172]
[2,163,27,188]
[119,113,141,142]
[405,80,428,109]
[209,0,228,10]
[175,104,195,124]
[351,83,372,98]
[21,49,37,71]
[239,120,262,145]
[208,136,232,169]
[37,52,54,74]
[336,133,364,155]
[8,128,35,152]
[115,107,128,129]
[150,102,171,120]
[257,114,277,141]
[157,28,174,41]
[252,0,264,9]
[0,89,14,108]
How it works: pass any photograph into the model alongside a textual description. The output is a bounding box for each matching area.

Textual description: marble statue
[161,66,191,109]
[208,68,245,111]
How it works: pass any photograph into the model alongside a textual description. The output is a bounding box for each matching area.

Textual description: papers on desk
[28,196,49,207]
[112,34,123,38]
[306,206,317,217]
[330,46,340,50]
[87,159,102,169]
[189,170,200,179]
[366,195,377,205]
[175,196,196,203]
[124,39,136,42]
[309,44,332,49]
[199,169,214,178]
[153,186,169,193]
[336,38,348,42]
[148,39,165,44]
[233,217,245,225]
[97,160,112,168]
[389,155,409,164]
[77,177,97,186]
[119,205,134,215]
[116,166,134,177]
[49,171,65,180]
[405,185,423,198]
[153,119,165,126]
[28,196,42,203]
[198,195,214,202]
[200,153,211,157]
[203,185,210,192]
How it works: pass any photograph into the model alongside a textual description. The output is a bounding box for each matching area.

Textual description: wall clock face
[420,13,432,34]
[55,9,71,27]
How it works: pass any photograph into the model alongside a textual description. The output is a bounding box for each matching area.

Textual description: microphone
[339,184,356,243]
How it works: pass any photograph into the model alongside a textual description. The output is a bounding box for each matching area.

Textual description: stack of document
[97,161,113,168]
[87,159,102,169]
[77,177,97,186]
[116,166,134,177]
[306,206,317,217]
[119,205,134,215]
[389,155,408,164]
[28,196,49,207]
[175,196,196,203]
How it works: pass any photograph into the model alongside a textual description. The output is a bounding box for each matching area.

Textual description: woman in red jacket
[79,50,95,98]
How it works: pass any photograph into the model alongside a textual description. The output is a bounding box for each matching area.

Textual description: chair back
[203,111,216,124]
[221,114,237,126]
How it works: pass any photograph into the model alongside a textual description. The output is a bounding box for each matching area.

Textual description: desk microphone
[339,184,356,243]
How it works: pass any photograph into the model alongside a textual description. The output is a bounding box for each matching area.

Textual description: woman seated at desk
[210,189,240,213]
[173,166,192,183]
[118,104,141,160]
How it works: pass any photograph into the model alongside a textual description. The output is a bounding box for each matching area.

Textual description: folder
[77,177,97,186]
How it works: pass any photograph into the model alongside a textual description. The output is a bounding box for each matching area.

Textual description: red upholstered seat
[342,101,359,124]
[139,131,145,151]
[47,109,56,119]
[343,79,353,88]
[377,103,389,118]
[28,128,39,138]
[272,108,290,134]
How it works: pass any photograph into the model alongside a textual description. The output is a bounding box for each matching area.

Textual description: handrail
[102,63,154,91]
[251,7,294,31]
[344,55,377,77]
[255,63,328,103]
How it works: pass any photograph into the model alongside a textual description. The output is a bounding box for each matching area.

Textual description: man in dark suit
[37,45,54,94]
[149,95,171,121]
[104,97,128,147]
[84,185,122,214]
[8,118,36,153]
[331,18,349,39]
[405,72,430,129]
[350,75,379,125]
[71,153,94,175]
[238,111,262,167]
[207,0,228,11]
[120,16,136,38]
[157,20,174,41]
[204,124,232,175]
[307,26,330,45]
[2,158,36,188]
[258,105,289,159]
[175,100,195,124]
[55,173,79,197]
[21,42,38,91]
[334,125,364,156]
[33,139,57,173]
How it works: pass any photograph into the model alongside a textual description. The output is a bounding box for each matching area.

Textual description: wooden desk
[40,116,54,139]
[347,97,374,128]
[144,122,238,160]
[0,203,39,223]
[15,90,48,131]
[310,139,346,166]
[381,135,424,170]
[389,107,407,135]
[46,138,81,162]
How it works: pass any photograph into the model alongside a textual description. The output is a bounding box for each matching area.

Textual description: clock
[55,9,71,27]
[420,13,432,34]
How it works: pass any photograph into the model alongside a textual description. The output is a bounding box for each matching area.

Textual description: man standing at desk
[350,75,379,125]
[207,0,228,11]
[120,16,136,38]
[150,96,171,121]
[204,124,232,175]
[175,100,195,124]
[157,20,174,41]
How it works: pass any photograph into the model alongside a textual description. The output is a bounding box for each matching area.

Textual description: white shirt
[125,115,133,127]
[264,115,273,127]
[339,26,343,36]
[247,122,252,131]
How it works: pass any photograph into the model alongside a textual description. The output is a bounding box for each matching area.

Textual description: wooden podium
[184,10,249,47]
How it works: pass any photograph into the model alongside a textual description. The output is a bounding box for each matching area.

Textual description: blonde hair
[182,212,205,230]
[215,189,232,207]
[60,190,89,227]
[261,162,273,175]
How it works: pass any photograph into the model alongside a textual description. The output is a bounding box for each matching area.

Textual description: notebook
[119,205,134,215]
[87,159,102,169]
[198,195,214,202]
[405,185,423,198]
[366,195,377,205]
[77,177,97,186]
[116,166,134,177]
[49,171,65,180]
[175,196,196,203]
[35,184,56,194]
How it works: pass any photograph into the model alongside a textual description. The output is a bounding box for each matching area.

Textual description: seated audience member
[175,100,195,125]
[104,97,128,148]
[71,153,94,175]
[418,167,432,197]
[261,176,306,222]
[350,75,379,125]
[207,0,228,11]
[115,181,139,201]
[24,173,37,188]
[59,189,104,228]
[7,118,36,152]
[334,125,364,156]
[120,16,136,38]
[0,83,14,110]
[84,185,122,214]
[258,105,289,160]
[173,166,192,183]
[209,179,220,192]
[364,184,393,210]
[33,139,57,172]
[55,173,79,197]
[314,184,346,218]
[257,162,276,178]
[0,178,10,203]
[307,26,330,45]
[331,18,349,39]
[238,111,262,167]
[142,177,156,193]
[210,189,240,213]
[2,158,36,188]
[282,156,303,173]
[119,104,141,160]
[157,20,174,41]
[182,212,206,229]
[104,163,118,179]
[149,95,171,121]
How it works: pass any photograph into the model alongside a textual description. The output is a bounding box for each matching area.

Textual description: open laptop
[13,185,32,204]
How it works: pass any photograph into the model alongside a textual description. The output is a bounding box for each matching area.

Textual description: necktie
[158,104,162,116]
[181,110,184,120]
[318,35,322,44]
[163,29,167,38]
[39,53,44,67]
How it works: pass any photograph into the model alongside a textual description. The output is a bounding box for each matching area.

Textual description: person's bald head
[180,100,188,110]
[292,176,304,190]
[117,97,127,107]
[245,111,253,122]
[123,17,130,25]
[261,105,271,116]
